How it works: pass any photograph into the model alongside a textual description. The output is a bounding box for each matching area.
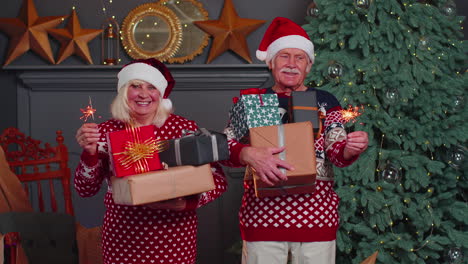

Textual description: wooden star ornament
[0,0,67,65]
[360,251,379,264]
[193,0,265,63]
[48,9,102,64]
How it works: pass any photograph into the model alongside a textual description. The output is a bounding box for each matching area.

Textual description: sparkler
[341,105,364,124]
[80,96,97,122]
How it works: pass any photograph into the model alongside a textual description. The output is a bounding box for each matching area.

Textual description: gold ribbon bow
[115,127,168,174]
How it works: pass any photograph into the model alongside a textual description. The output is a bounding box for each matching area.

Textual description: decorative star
[0,0,67,65]
[48,9,102,64]
[193,0,265,63]
[360,251,378,264]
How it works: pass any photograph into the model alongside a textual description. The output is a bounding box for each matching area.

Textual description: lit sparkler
[341,105,364,123]
[80,96,97,122]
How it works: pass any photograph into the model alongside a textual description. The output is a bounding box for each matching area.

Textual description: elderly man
[224,17,368,264]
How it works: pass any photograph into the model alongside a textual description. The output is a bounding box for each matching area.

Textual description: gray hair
[268,52,313,74]
[110,79,173,127]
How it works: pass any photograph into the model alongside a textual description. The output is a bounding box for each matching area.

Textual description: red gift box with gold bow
[108,125,165,178]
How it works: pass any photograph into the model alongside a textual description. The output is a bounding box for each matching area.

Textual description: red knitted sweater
[75,115,227,264]
[223,88,358,242]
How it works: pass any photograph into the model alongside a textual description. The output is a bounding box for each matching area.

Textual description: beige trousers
[241,240,336,264]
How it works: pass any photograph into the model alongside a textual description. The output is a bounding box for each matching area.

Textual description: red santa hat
[256,17,314,63]
[117,58,175,110]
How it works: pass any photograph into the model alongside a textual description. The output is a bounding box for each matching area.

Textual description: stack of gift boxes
[229,88,321,198]
[108,125,229,205]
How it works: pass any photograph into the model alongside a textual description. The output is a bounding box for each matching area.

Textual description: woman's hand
[145,197,187,211]
[76,123,100,155]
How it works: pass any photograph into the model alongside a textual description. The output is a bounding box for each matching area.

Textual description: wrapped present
[107,125,166,178]
[159,128,229,167]
[111,164,214,205]
[229,89,281,140]
[249,122,317,198]
[289,91,321,135]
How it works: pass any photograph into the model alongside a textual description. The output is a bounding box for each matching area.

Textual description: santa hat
[117,58,175,110]
[256,17,314,63]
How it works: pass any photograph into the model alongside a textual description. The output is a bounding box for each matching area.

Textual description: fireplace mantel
[4,64,273,91]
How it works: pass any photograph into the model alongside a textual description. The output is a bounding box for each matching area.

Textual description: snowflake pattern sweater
[224,87,359,242]
[74,114,227,264]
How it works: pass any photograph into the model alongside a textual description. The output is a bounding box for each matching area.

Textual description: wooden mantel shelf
[3,64,273,91]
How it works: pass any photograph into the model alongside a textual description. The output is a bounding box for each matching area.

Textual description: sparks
[80,96,97,122]
[341,105,364,123]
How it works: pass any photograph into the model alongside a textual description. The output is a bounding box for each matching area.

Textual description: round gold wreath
[121,3,182,61]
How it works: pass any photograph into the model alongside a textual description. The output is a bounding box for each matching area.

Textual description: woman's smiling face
[126,79,161,125]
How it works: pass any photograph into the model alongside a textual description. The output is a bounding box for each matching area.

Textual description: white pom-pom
[161,98,172,111]
[256,50,267,61]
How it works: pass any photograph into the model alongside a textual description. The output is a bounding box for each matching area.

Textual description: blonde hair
[110,79,173,127]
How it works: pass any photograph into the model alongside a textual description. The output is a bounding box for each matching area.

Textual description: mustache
[280,68,300,74]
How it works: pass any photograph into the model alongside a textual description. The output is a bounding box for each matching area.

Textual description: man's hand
[239,146,294,186]
[343,131,368,160]
[145,197,187,211]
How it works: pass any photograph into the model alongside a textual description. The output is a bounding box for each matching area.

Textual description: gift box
[159,128,229,167]
[107,125,164,178]
[248,122,317,198]
[289,91,321,135]
[111,164,214,205]
[229,89,281,140]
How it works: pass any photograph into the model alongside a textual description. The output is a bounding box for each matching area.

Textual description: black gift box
[159,128,229,167]
[289,91,321,134]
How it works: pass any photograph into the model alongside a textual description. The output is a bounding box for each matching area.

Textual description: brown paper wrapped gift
[111,164,215,205]
[249,122,316,198]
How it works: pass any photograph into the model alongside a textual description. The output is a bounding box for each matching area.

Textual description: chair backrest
[0,127,74,216]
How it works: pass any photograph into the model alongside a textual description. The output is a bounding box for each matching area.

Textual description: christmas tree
[303,0,467,263]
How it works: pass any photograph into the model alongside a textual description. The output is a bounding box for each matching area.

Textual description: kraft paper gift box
[159,128,229,167]
[107,125,164,178]
[111,164,214,205]
[289,91,321,135]
[229,89,281,140]
[248,122,317,198]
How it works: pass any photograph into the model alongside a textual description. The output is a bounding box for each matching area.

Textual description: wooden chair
[0,127,74,264]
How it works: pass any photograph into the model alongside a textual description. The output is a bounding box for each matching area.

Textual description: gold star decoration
[193,0,265,63]
[47,9,102,64]
[0,0,67,65]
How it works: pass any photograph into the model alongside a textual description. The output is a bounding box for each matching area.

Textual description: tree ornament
[445,247,463,264]
[379,162,402,183]
[451,95,464,113]
[441,1,457,17]
[445,145,466,170]
[418,36,430,49]
[328,62,344,78]
[385,88,399,104]
[306,2,319,17]
[354,0,371,10]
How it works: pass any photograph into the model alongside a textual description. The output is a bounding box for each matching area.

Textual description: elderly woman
[74,58,227,264]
